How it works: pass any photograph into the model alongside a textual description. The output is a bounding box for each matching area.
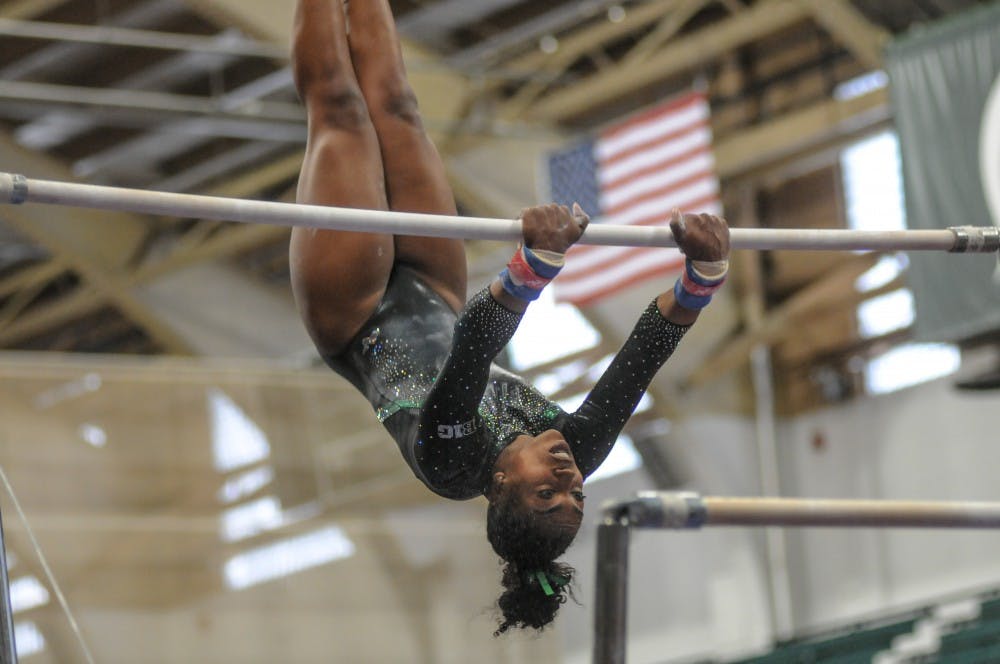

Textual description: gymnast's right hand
[520,203,590,254]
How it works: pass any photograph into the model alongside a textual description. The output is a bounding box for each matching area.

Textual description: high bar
[603,491,1000,529]
[2,172,998,253]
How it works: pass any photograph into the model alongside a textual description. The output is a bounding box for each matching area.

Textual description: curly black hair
[486,489,579,636]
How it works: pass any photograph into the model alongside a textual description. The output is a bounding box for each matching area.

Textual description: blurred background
[0,0,999,661]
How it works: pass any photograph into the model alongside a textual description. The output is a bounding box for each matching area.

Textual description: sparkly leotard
[327,265,689,500]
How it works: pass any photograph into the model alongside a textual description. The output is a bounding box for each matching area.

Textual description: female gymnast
[288,0,730,635]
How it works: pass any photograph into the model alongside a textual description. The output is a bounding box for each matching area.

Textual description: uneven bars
[593,491,1000,664]
[2,172,998,253]
[603,491,1000,529]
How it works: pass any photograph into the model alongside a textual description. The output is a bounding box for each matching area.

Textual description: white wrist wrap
[690,259,729,282]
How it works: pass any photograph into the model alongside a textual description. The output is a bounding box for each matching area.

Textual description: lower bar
[618,492,1000,529]
[702,496,1000,529]
[2,172,998,253]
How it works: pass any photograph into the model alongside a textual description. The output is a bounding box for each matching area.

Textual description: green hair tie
[530,570,568,597]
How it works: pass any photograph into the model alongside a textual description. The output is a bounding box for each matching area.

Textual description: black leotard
[327,265,689,500]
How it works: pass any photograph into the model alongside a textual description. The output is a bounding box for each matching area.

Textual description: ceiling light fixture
[539,34,559,54]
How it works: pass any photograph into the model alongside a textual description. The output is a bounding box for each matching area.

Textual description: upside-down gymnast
[288,0,730,635]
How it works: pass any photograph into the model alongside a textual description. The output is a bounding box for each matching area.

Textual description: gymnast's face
[493,429,585,528]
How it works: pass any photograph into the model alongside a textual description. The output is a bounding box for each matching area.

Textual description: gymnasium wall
[2,349,1000,663]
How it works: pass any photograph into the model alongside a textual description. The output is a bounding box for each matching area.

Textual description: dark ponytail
[493,559,575,636]
[486,490,579,636]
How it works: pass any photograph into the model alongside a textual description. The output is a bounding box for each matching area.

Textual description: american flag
[545,90,722,306]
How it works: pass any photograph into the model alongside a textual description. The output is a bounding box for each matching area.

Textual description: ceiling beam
[798,0,889,70]
[0,271,52,327]
[0,133,197,352]
[0,136,147,270]
[0,79,305,124]
[0,18,286,59]
[496,0,696,120]
[395,0,523,44]
[2,208,196,353]
[152,142,292,193]
[446,0,634,71]
[0,260,64,299]
[492,0,685,93]
[525,0,810,122]
[0,285,107,345]
[713,86,889,179]
[0,0,79,19]
[178,0,471,133]
[72,68,298,179]
[0,0,185,80]
[619,0,713,67]
[17,29,259,151]
[0,224,290,347]
[0,153,304,347]
[0,100,305,143]
[0,103,527,351]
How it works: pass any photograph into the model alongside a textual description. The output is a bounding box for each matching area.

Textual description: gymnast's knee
[372,79,424,128]
[307,84,372,133]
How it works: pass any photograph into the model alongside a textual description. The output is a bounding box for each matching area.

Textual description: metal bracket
[949,226,1000,253]
[600,491,708,530]
[0,173,27,205]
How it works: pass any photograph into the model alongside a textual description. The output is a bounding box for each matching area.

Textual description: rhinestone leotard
[327,265,690,500]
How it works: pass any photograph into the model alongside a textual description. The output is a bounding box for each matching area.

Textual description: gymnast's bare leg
[288,0,466,357]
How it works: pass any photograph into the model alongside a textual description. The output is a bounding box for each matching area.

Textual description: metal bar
[593,518,630,664]
[0,508,18,663]
[0,17,286,59]
[613,492,1000,529]
[2,174,997,253]
[702,496,1000,529]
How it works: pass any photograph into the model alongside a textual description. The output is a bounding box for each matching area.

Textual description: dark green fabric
[886,3,1000,343]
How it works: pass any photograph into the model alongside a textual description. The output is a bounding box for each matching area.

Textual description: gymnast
[288,0,730,634]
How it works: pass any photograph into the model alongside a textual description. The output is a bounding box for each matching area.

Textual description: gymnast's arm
[415,204,588,485]
[561,293,695,477]
[563,211,731,476]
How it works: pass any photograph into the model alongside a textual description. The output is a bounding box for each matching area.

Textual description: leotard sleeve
[560,300,690,478]
[415,287,524,497]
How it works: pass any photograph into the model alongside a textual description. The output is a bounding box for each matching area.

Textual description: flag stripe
[597,99,709,161]
[600,90,705,141]
[559,246,681,283]
[599,122,711,180]
[600,140,713,193]
[603,168,716,216]
[604,179,719,227]
[554,251,687,303]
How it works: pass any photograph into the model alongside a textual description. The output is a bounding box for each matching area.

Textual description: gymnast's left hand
[669,209,730,262]
[520,203,590,254]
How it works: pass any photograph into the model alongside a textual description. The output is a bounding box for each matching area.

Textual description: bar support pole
[0,507,18,663]
[593,513,630,664]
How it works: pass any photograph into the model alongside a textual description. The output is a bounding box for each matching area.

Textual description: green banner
[886,3,1000,343]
